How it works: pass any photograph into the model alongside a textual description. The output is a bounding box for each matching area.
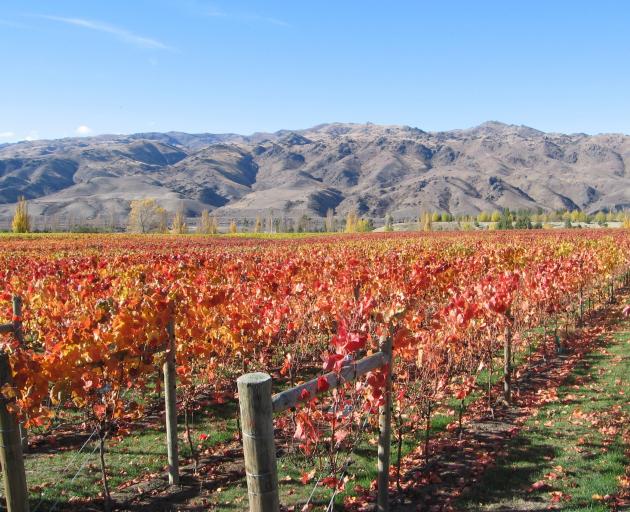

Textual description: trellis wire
[31,427,100,512]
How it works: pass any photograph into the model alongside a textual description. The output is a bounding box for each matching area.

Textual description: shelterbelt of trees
[7,196,630,234]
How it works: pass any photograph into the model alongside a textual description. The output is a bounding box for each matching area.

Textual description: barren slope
[1,121,628,222]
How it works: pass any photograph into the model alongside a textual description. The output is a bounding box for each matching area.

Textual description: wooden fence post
[503,324,512,403]
[237,372,279,512]
[377,336,393,512]
[164,316,179,485]
[12,296,28,452]
[0,350,29,512]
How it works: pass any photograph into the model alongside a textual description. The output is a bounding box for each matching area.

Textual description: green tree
[355,218,374,232]
[496,209,513,230]
[594,211,607,225]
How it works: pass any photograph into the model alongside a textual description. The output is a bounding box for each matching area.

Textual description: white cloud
[24,131,39,141]
[40,15,172,50]
[76,125,93,136]
[0,131,15,140]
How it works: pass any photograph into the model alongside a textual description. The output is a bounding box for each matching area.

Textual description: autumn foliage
[0,229,629,501]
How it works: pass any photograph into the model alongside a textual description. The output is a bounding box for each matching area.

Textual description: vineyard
[0,230,629,511]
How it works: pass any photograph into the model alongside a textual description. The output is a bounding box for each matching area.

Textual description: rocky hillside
[1,121,629,223]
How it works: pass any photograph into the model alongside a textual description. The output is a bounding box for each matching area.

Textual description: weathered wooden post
[237,372,279,512]
[164,316,179,485]
[503,324,512,403]
[377,336,393,512]
[12,296,28,452]
[0,342,29,511]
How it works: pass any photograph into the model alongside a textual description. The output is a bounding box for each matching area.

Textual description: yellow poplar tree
[128,199,165,233]
[345,209,358,233]
[12,196,31,233]
[171,209,187,234]
[254,216,262,233]
[477,211,490,222]
[422,212,432,232]
[210,215,219,234]
[199,209,212,234]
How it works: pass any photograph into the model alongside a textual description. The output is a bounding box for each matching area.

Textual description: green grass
[458,317,630,511]
[10,401,239,510]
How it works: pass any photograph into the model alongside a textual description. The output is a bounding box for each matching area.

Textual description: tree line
[7,196,630,234]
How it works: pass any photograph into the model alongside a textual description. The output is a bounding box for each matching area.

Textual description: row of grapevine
[0,230,628,509]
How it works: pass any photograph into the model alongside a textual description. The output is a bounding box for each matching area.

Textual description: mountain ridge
[1,121,628,223]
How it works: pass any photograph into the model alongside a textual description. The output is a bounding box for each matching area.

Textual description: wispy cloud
[39,15,171,50]
[205,8,290,27]
[0,131,16,140]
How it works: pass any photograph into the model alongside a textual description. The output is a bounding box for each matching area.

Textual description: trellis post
[164,316,179,485]
[0,295,29,512]
[503,324,512,403]
[237,372,279,512]
[12,296,28,451]
[377,336,393,512]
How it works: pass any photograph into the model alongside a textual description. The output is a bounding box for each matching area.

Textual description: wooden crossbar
[272,351,387,414]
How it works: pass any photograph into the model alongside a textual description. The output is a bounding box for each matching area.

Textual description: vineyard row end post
[237,372,279,512]
[0,295,29,512]
[237,348,391,512]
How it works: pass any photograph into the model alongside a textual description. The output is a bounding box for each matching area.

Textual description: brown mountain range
[1,121,628,223]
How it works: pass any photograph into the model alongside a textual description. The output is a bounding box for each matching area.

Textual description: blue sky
[1,0,629,142]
